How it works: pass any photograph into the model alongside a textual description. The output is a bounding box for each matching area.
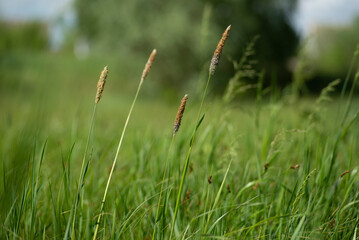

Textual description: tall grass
[1,28,359,240]
[92,49,157,240]
[64,66,108,240]
[152,94,188,240]
[169,25,231,239]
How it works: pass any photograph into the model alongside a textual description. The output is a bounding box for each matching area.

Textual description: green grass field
[1,43,359,240]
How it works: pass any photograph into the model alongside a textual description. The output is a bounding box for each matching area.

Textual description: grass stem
[152,136,175,240]
[169,73,212,239]
[93,79,144,240]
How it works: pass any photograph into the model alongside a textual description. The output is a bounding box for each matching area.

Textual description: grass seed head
[226,184,231,193]
[208,175,212,184]
[340,170,350,178]
[329,219,335,229]
[173,94,188,136]
[95,66,108,104]
[141,49,157,81]
[209,25,231,75]
[290,164,300,170]
[264,163,270,171]
[189,163,193,174]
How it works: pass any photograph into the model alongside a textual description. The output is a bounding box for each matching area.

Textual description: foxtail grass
[152,94,188,240]
[169,25,231,239]
[93,49,157,240]
[64,66,108,240]
[173,94,189,136]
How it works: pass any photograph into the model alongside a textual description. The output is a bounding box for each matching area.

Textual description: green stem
[93,79,144,240]
[326,69,359,182]
[203,159,232,234]
[335,50,358,125]
[169,73,212,240]
[152,136,175,240]
[64,103,97,240]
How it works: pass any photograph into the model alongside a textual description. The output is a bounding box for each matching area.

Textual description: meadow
[1,28,359,240]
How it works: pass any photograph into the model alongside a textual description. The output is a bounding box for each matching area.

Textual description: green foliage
[0,21,48,52]
[1,19,359,238]
[223,35,260,103]
[1,49,359,239]
[74,0,208,92]
[74,0,299,91]
[302,16,359,91]
[208,0,299,90]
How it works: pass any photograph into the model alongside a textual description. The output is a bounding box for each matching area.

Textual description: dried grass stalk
[95,66,108,103]
[141,49,157,81]
[209,25,231,75]
[173,94,188,136]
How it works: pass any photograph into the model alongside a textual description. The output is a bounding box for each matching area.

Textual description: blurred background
[2,0,359,234]
[0,0,359,103]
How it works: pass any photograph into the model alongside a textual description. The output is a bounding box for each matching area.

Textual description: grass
[1,35,359,239]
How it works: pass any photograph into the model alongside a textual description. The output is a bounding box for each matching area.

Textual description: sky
[295,0,359,36]
[1,0,359,36]
[0,0,72,21]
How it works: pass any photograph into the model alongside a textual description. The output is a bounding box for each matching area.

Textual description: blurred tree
[308,16,359,91]
[208,0,299,92]
[0,22,48,52]
[74,0,206,97]
[74,0,299,94]
[293,16,359,93]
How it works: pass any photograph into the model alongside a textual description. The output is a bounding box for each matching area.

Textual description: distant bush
[74,0,299,93]
[301,16,359,92]
[0,21,48,52]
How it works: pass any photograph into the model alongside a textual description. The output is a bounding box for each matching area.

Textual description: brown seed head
[264,163,270,171]
[141,49,157,81]
[95,66,108,104]
[329,219,335,229]
[182,189,191,206]
[340,170,350,178]
[173,94,188,136]
[209,25,231,75]
[290,164,300,170]
[226,184,231,193]
[189,163,193,174]
[208,176,212,184]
